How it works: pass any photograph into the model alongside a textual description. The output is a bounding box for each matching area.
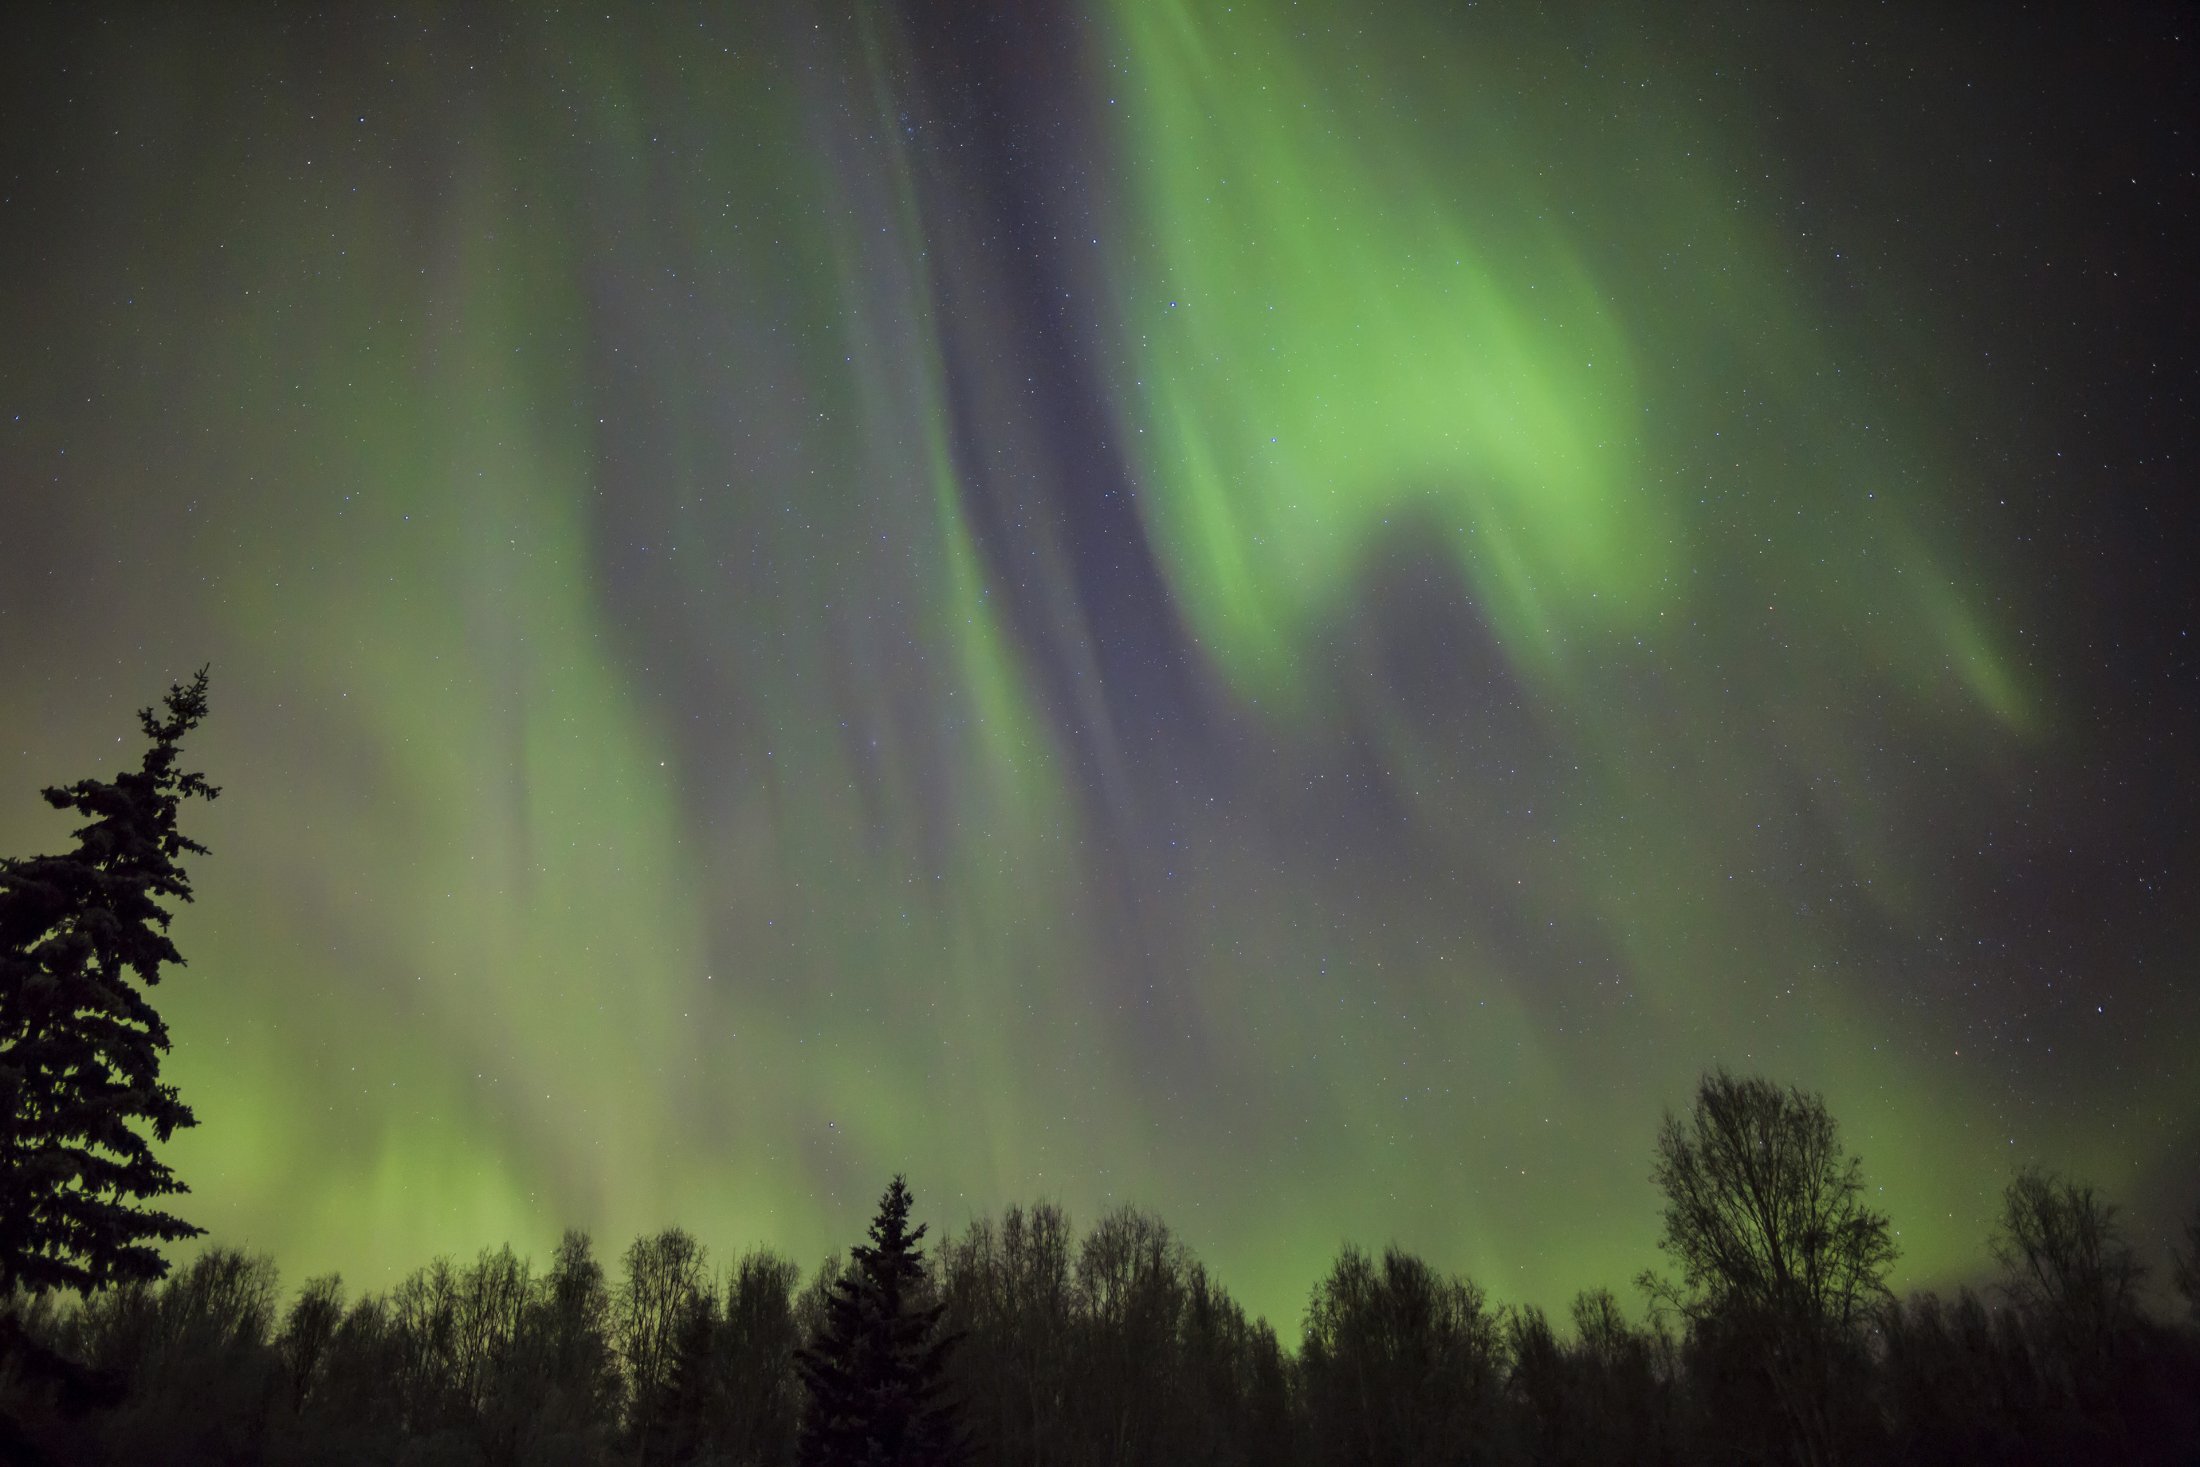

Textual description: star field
[0,2,2193,1329]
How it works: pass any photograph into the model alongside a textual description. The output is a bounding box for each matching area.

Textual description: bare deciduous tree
[1639,1069,1894,1467]
[1300,1244,1505,1467]
[276,1274,344,1412]
[616,1225,708,1455]
[939,1201,1076,1464]
[1991,1166,2145,1371]
[2174,1201,2200,1327]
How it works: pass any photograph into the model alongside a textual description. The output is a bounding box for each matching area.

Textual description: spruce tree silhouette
[796,1176,965,1467]
[0,669,218,1297]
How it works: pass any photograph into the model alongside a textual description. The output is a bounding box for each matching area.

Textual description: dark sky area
[0,2,2193,1329]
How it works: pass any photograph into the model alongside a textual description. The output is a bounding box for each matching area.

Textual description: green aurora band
[0,4,2191,1333]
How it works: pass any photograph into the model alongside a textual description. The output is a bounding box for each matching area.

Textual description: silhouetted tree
[1639,1069,1893,1467]
[1070,1205,1197,1464]
[718,1249,804,1465]
[1991,1166,2145,1402]
[1507,1303,1568,1463]
[1299,1244,1505,1467]
[301,1290,405,1453]
[618,1226,708,1459]
[70,1247,279,1465]
[796,1176,963,1467]
[658,1285,721,1465]
[652,1251,803,1467]
[450,1245,534,1463]
[644,1250,804,1466]
[522,1227,621,1445]
[0,670,219,1297]
[1175,1262,1286,1467]
[387,1256,464,1436]
[1565,1288,1677,1465]
[1235,1311,1297,1467]
[937,1202,1074,1464]
[275,1274,344,1413]
[938,1200,1285,1467]
[655,1249,814,1467]
[795,1252,845,1349]
[1873,1288,2038,1466]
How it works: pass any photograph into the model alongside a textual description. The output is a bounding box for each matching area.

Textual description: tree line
[3,1130,2197,1465]
[3,677,2197,1464]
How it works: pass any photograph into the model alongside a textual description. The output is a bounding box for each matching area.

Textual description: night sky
[2,3,2194,1332]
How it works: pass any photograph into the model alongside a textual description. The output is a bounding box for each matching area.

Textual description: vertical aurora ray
[0,2,2192,1333]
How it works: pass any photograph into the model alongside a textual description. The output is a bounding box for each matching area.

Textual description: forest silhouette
[1,1149,2196,1466]
[3,680,2198,1465]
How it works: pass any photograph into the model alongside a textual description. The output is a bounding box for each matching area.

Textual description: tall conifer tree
[0,670,218,1295]
[796,1176,964,1467]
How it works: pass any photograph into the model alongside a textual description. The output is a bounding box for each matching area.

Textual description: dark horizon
[9,1117,2200,1465]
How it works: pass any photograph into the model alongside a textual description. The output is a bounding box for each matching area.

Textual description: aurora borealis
[1,2,2194,1331]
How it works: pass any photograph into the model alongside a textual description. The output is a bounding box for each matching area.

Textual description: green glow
[0,4,2187,1341]
[1111,2,1665,700]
